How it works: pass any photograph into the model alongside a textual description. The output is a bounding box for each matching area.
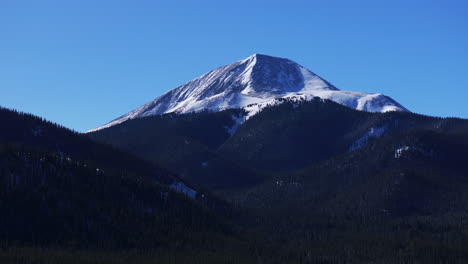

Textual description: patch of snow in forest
[224,113,245,136]
[350,126,387,151]
[170,182,197,199]
[394,146,411,158]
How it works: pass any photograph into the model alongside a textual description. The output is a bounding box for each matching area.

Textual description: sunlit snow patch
[350,126,387,151]
[394,146,411,159]
[224,113,245,136]
[169,182,197,199]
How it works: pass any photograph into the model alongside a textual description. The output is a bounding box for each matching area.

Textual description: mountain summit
[90,54,407,132]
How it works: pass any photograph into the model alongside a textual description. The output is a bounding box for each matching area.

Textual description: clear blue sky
[2,0,467,132]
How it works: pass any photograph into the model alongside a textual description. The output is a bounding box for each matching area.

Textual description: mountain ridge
[89,54,407,132]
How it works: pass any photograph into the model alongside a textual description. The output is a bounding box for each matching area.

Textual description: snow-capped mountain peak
[88,54,407,132]
[236,54,338,97]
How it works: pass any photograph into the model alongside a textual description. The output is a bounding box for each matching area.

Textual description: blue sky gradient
[1,0,467,132]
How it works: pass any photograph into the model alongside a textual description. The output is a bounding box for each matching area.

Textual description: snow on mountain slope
[89,54,408,132]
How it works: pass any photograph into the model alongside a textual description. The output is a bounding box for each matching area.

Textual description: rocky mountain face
[90,54,407,132]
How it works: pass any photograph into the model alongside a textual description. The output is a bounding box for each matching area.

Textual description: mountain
[6,53,468,263]
[89,54,407,132]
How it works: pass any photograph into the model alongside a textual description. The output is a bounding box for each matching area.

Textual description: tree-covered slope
[226,129,468,263]
[0,107,234,250]
[219,98,468,172]
[89,98,468,191]
[88,109,264,190]
[4,104,468,263]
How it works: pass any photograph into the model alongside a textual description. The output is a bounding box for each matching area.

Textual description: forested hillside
[89,109,264,190]
[0,107,264,262]
[227,129,468,263]
[90,98,468,190]
[3,104,468,263]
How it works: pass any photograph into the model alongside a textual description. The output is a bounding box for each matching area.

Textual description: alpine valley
[3,54,468,264]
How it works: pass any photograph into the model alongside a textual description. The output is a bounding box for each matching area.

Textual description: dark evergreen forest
[3,100,468,263]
